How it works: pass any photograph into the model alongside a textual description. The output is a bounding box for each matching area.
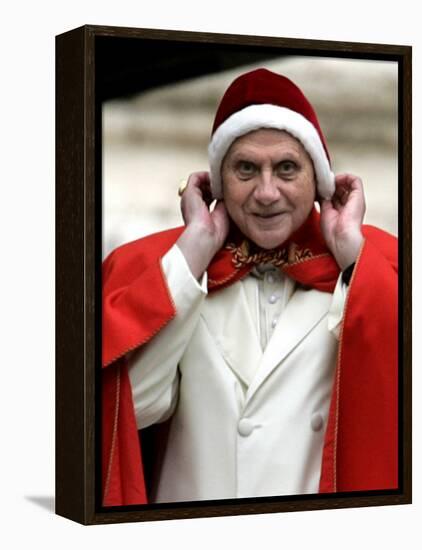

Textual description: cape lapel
[201,280,263,387]
[246,285,332,403]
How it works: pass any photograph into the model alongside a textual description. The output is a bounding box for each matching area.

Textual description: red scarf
[102,208,398,506]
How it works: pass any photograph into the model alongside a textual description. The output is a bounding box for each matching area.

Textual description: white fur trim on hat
[208,104,335,200]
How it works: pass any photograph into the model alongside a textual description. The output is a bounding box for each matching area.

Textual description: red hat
[208,68,335,199]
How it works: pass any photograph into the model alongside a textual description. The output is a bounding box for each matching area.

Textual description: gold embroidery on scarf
[226,240,313,269]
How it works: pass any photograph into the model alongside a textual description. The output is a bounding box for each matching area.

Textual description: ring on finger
[178,179,188,197]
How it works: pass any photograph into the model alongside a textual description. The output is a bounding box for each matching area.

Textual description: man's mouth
[253,212,284,219]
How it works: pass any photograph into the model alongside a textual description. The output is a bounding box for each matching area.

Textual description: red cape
[101,209,398,506]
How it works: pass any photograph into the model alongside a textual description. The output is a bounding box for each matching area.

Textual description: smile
[253,212,285,219]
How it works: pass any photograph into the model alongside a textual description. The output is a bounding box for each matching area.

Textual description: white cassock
[127,244,347,503]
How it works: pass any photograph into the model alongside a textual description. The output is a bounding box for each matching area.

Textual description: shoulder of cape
[361,224,398,270]
[102,223,398,288]
[102,226,185,290]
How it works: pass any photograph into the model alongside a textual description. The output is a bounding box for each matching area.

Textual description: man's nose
[253,172,281,205]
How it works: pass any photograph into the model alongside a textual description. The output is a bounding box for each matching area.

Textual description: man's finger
[335,173,363,191]
[187,171,211,190]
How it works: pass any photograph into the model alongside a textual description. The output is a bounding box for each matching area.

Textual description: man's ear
[219,171,226,201]
[314,192,323,204]
[313,176,319,202]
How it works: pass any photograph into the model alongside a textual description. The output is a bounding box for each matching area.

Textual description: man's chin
[248,231,289,250]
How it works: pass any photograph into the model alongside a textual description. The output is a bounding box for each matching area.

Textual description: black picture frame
[56,24,412,526]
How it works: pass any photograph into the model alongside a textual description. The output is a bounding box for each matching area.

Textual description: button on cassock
[311,413,324,431]
[238,418,254,436]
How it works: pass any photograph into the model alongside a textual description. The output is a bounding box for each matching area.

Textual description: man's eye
[277,161,297,175]
[237,161,256,176]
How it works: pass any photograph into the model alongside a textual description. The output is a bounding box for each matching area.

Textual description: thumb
[319,198,332,214]
[212,201,229,229]
[213,200,227,215]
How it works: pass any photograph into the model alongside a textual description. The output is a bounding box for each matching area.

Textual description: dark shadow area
[25,495,55,513]
[96,35,283,101]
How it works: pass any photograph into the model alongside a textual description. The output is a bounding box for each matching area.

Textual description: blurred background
[102,56,398,258]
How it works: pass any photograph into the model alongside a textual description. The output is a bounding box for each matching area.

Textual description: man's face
[221,129,316,249]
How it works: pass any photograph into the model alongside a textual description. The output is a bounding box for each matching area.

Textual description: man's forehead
[227,129,309,159]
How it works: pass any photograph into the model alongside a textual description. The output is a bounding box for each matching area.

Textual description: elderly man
[102,69,398,506]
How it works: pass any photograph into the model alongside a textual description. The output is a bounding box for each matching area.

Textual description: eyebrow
[229,150,302,164]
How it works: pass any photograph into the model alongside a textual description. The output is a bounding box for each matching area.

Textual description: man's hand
[177,171,230,279]
[319,173,366,271]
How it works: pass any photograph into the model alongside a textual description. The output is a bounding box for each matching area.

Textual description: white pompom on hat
[208,68,335,200]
